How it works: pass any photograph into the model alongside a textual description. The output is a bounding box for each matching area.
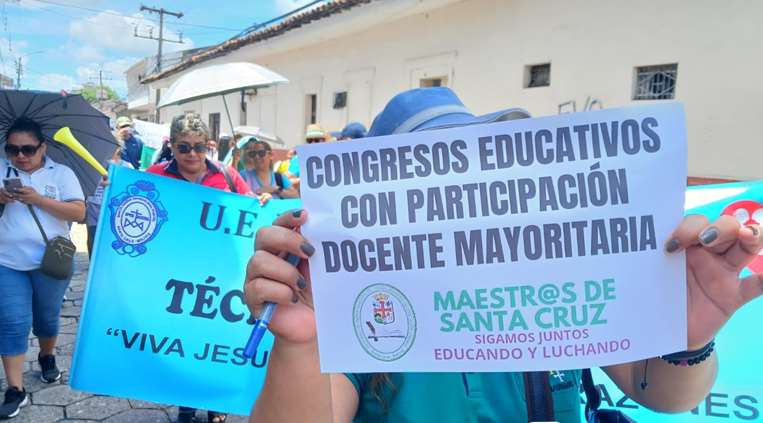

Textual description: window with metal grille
[525,63,550,88]
[634,64,677,100]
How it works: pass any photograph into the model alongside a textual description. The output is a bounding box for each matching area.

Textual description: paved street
[0,225,248,422]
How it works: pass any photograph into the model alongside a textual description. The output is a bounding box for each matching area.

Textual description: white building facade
[125,58,155,122]
[143,0,763,180]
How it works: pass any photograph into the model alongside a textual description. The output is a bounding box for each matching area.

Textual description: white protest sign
[299,104,687,373]
[133,119,169,150]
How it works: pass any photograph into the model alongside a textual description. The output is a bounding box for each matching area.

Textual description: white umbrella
[233,125,284,146]
[157,62,288,108]
[221,127,286,166]
[156,62,289,140]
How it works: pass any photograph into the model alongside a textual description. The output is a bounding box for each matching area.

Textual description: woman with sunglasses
[273,124,326,194]
[240,138,298,200]
[0,117,85,419]
[147,113,251,423]
[147,113,250,197]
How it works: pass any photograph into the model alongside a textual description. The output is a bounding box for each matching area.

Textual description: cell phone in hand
[2,177,22,193]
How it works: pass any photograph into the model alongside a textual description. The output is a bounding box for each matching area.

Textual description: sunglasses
[4,143,42,157]
[246,150,269,158]
[118,125,131,129]
[174,143,208,154]
[306,138,324,144]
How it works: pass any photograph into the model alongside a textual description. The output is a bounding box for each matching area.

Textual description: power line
[134,5,184,73]
[28,0,243,31]
[86,64,117,100]
[135,4,184,121]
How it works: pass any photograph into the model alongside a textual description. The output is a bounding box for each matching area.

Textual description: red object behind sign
[722,200,763,272]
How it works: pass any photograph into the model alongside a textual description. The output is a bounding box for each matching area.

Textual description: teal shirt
[347,370,582,423]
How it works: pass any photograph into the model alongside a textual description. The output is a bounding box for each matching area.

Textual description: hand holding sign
[244,210,318,345]
[668,214,763,350]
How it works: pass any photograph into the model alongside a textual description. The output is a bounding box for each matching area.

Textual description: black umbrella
[0,90,118,196]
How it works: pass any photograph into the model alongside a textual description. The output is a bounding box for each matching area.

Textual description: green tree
[80,83,120,103]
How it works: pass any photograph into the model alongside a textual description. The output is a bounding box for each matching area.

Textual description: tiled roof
[142,0,373,83]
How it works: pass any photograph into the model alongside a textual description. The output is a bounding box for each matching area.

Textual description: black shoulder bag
[582,369,637,423]
[524,370,637,423]
[27,205,76,280]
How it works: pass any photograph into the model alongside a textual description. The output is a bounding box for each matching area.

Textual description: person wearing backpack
[239,137,299,200]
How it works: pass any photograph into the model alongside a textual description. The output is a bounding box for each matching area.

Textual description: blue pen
[243,253,301,358]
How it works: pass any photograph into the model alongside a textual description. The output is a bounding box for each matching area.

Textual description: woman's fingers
[0,189,14,204]
[271,208,307,229]
[246,250,305,293]
[258,193,272,206]
[722,224,763,272]
[666,214,743,255]
[739,271,763,306]
[245,209,313,312]
[665,214,709,252]
[694,215,743,255]
[244,276,298,316]
[254,210,314,259]
[668,214,763,273]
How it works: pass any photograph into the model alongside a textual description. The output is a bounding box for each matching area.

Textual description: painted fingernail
[665,238,681,253]
[699,227,719,245]
[292,209,303,218]
[747,225,759,237]
[300,242,315,257]
[297,275,307,290]
[291,292,299,303]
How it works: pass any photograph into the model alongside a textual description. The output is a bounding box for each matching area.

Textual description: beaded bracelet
[661,340,715,366]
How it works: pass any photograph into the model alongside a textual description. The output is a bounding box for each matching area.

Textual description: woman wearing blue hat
[243,88,761,423]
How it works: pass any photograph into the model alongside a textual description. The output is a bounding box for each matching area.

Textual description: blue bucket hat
[340,122,367,139]
[367,87,530,137]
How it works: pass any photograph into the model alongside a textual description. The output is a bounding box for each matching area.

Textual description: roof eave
[142,0,375,84]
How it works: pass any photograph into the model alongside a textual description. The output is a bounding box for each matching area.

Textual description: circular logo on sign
[109,180,168,257]
[353,284,416,362]
[114,196,158,245]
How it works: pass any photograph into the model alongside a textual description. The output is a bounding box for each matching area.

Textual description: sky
[1,0,318,96]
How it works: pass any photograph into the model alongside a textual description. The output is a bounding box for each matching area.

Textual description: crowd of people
[1,87,762,423]
[0,108,366,421]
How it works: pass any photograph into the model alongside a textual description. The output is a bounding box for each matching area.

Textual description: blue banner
[586,180,763,421]
[70,166,300,415]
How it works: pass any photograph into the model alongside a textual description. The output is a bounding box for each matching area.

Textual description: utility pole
[88,67,116,100]
[13,57,21,89]
[134,5,184,73]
